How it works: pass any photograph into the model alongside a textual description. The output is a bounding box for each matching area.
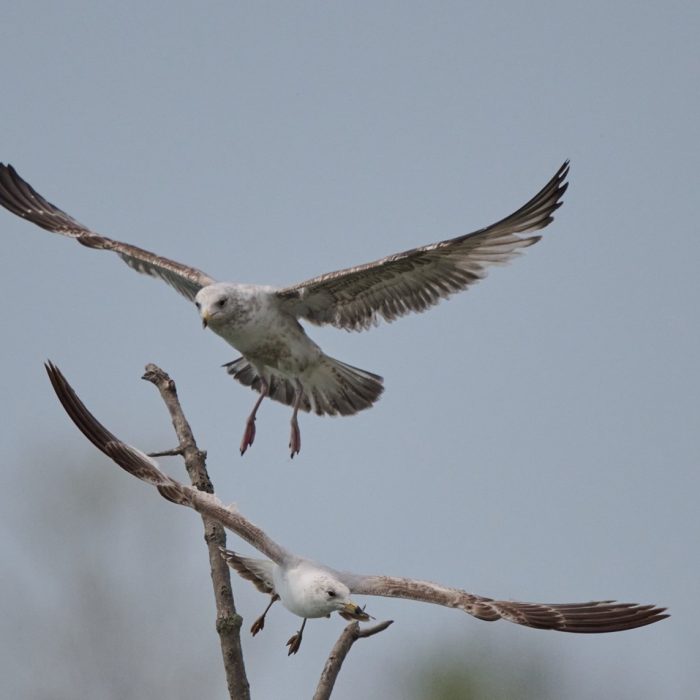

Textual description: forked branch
[313,621,394,700]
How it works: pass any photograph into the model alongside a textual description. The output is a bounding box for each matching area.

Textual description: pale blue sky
[1,2,698,698]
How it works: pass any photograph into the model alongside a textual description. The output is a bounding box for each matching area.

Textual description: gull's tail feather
[307,355,384,416]
[224,355,384,417]
[219,548,276,594]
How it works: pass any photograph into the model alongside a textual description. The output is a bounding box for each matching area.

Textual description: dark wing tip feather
[0,163,88,234]
[44,361,176,490]
[493,159,570,234]
[493,598,668,634]
[558,602,669,633]
[45,361,118,454]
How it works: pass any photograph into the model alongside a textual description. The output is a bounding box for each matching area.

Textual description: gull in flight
[46,362,668,655]
[2,162,568,456]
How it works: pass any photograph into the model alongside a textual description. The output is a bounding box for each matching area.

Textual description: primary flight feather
[2,162,569,456]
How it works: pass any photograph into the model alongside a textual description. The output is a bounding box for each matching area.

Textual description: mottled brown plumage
[277,161,569,331]
[0,164,213,300]
[5,162,568,455]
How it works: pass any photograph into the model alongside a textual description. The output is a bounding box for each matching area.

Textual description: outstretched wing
[44,361,176,490]
[44,362,290,565]
[43,363,669,637]
[276,161,569,331]
[0,164,216,301]
[342,574,667,633]
[220,548,276,595]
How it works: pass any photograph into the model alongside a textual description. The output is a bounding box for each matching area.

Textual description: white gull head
[274,564,367,620]
[195,283,246,330]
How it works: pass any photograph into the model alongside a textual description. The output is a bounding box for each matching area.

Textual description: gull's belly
[274,565,327,619]
[218,313,322,375]
[279,590,317,618]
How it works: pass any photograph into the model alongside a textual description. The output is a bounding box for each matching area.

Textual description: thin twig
[147,446,184,457]
[313,620,394,700]
[142,364,250,700]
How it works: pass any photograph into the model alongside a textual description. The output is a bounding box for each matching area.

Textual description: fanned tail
[224,356,383,417]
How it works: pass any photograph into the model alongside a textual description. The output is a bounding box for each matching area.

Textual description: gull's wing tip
[44,359,65,388]
[555,160,570,188]
[649,605,670,620]
[550,160,570,192]
[44,361,76,400]
[630,606,670,630]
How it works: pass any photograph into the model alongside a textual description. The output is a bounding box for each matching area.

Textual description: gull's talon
[286,617,306,655]
[289,421,301,458]
[286,632,302,655]
[250,615,265,636]
[249,594,278,636]
[240,417,256,455]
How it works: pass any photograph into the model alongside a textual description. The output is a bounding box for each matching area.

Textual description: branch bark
[313,620,394,700]
[142,364,250,700]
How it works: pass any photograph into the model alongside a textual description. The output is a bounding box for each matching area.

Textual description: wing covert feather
[0,164,215,301]
[277,161,569,330]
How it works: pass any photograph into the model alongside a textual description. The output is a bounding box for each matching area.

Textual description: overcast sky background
[1,2,698,699]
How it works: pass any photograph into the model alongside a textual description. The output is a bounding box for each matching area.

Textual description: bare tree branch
[313,620,394,700]
[141,364,250,700]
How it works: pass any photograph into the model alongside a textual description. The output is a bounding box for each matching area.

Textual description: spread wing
[276,161,569,331]
[0,164,216,301]
[219,549,277,595]
[44,362,290,565]
[44,361,668,637]
[341,574,667,633]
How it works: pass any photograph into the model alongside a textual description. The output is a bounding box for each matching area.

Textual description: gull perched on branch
[45,362,668,655]
[2,162,568,457]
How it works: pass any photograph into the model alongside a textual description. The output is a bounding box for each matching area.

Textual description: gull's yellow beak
[339,602,371,621]
[201,312,209,329]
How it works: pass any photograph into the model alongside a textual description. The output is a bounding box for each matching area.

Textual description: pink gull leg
[289,381,303,458]
[240,378,269,456]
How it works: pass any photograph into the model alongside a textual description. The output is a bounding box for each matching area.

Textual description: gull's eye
[327,590,336,598]
[217,298,227,308]
[194,301,201,309]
